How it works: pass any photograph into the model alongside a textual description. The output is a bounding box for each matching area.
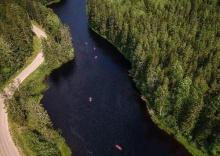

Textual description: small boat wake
[70,127,94,155]
[71,127,85,141]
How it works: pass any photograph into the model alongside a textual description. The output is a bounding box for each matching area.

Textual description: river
[41,0,191,155]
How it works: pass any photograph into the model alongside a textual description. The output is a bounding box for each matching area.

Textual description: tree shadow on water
[48,59,75,85]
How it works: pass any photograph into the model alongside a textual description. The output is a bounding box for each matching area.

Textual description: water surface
[41,0,191,155]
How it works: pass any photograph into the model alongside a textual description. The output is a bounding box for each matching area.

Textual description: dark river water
[41,0,191,155]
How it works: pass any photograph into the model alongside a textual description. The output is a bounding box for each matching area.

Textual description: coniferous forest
[0,0,73,155]
[87,0,220,155]
[0,0,33,87]
[0,0,72,88]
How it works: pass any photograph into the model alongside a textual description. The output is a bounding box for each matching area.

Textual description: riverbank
[8,53,72,156]
[0,24,46,156]
[88,25,205,156]
[86,1,220,155]
[46,0,60,6]
[4,23,73,155]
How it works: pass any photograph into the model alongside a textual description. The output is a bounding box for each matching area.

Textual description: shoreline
[0,24,46,156]
[7,20,73,155]
[88,24,205,156]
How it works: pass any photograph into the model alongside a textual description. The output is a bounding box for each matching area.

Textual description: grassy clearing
[10,123,37,156]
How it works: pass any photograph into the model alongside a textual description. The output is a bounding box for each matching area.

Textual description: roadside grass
[10,123,37,156]
[26,36,42,67]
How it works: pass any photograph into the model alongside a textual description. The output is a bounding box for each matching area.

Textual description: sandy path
[0,25,46,156]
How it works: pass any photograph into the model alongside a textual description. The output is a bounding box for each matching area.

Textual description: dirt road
[0,25,46,156]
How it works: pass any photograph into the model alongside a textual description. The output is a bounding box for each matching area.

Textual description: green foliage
[0,0,33,88]
[1,0,74,155]
[42,24,74,67]
[5,36,73,155]
[0,0,65,88]
[38,0,60,6]
[23,129,60,156]
[87,0,220,155]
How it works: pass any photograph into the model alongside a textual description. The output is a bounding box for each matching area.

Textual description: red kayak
[115,144,122,151]
[89,97,92,102]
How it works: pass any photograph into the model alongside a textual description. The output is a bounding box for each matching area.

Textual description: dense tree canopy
[0,0,72,88]
[1,0,73,155]
[0,0,33,86]
[87,0,220,155]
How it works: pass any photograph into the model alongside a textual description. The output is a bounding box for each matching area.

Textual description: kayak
[115,144,122,151]
[89,97,92,102]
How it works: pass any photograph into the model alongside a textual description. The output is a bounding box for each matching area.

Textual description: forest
[0,0,69,88]
[87,0,220,155]
[1,0,73,155]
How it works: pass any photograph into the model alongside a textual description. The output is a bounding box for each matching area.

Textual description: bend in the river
[41,0,191,156]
